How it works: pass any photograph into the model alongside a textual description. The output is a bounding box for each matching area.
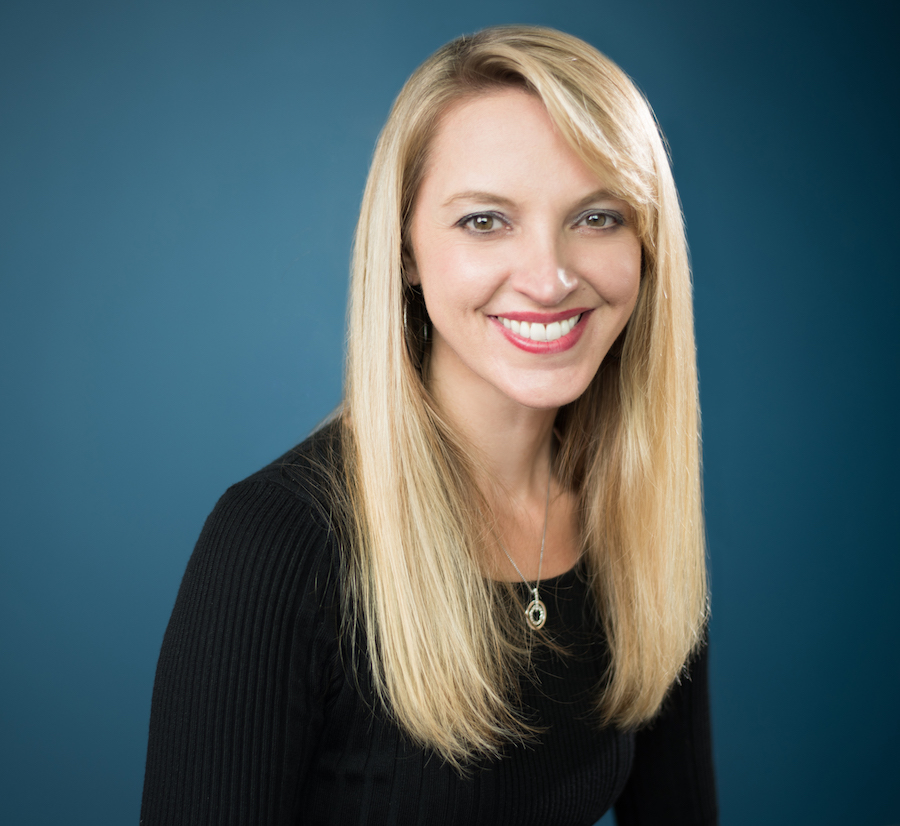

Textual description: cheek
[580,243,643,307]
[418,245,500,315]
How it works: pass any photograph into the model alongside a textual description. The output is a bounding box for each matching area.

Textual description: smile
[496,313,582,343]
[490,310,590,355]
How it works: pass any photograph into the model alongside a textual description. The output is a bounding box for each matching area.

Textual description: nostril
[510,251,578,305]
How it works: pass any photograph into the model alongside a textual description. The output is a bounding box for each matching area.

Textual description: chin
[505,375,596,411]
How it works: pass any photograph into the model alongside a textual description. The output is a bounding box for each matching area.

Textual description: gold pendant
[525,596,547,630]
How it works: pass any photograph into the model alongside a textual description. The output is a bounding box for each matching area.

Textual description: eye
[577,210,624,230]
[461,212,506,233]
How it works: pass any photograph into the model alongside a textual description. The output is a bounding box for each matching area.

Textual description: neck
[426,360,581,583]
[428,371,557,502]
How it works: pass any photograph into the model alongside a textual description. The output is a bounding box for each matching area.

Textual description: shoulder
[236,416,346,522]
[179,420,348,629]
[209,418,345,546]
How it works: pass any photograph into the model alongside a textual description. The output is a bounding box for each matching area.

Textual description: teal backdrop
[2,1,897,824]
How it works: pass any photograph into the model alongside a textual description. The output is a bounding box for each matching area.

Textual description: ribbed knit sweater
[141,427,717,825]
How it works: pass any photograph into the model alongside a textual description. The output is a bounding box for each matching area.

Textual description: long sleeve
[140,476,341,825]
[613,643,718,825]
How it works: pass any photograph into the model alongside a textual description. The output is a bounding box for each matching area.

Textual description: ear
[403,245,420,286]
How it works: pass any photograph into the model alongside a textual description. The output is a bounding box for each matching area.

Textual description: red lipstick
[490,309,591,354]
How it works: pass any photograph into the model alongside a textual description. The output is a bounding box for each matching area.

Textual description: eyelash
[459,212,508,233]
[458,209,625,234]
[575,210,625,229]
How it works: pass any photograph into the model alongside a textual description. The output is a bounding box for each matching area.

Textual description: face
[407,88,642,414]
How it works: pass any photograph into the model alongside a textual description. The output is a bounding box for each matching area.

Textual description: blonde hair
[341,25,707,766]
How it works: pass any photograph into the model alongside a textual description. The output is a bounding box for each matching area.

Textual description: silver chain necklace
[498,468,551,631]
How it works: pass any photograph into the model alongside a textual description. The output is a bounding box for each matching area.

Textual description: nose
[509,232,578,306]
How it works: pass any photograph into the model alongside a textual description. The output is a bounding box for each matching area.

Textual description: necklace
[498,468,551,631]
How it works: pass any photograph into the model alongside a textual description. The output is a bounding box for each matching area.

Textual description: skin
[407,88,642,578]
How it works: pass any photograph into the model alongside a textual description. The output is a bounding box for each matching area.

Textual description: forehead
[417,88,605,206]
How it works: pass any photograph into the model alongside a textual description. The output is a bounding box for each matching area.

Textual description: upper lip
[490,308,590,323]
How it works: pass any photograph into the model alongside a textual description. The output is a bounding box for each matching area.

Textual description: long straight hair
[342,25,707,767]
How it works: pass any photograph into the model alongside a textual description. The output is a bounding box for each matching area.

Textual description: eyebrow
[440,191,517,210]
[571,189,623,211]
[440,189,622,211]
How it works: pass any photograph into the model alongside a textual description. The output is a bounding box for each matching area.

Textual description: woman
[142,26,716,825]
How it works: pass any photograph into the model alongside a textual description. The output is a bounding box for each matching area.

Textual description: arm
[140,478,340,825]
[614,642,718,826]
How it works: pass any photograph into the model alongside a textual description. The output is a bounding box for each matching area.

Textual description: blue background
[1,1,897,824]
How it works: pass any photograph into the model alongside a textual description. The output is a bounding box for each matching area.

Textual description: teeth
[498,314,581,342]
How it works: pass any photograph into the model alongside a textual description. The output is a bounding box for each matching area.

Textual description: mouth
[490,309,590,354]
[495,313,582,343]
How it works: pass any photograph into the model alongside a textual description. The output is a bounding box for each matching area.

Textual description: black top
[141,426,717,825]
